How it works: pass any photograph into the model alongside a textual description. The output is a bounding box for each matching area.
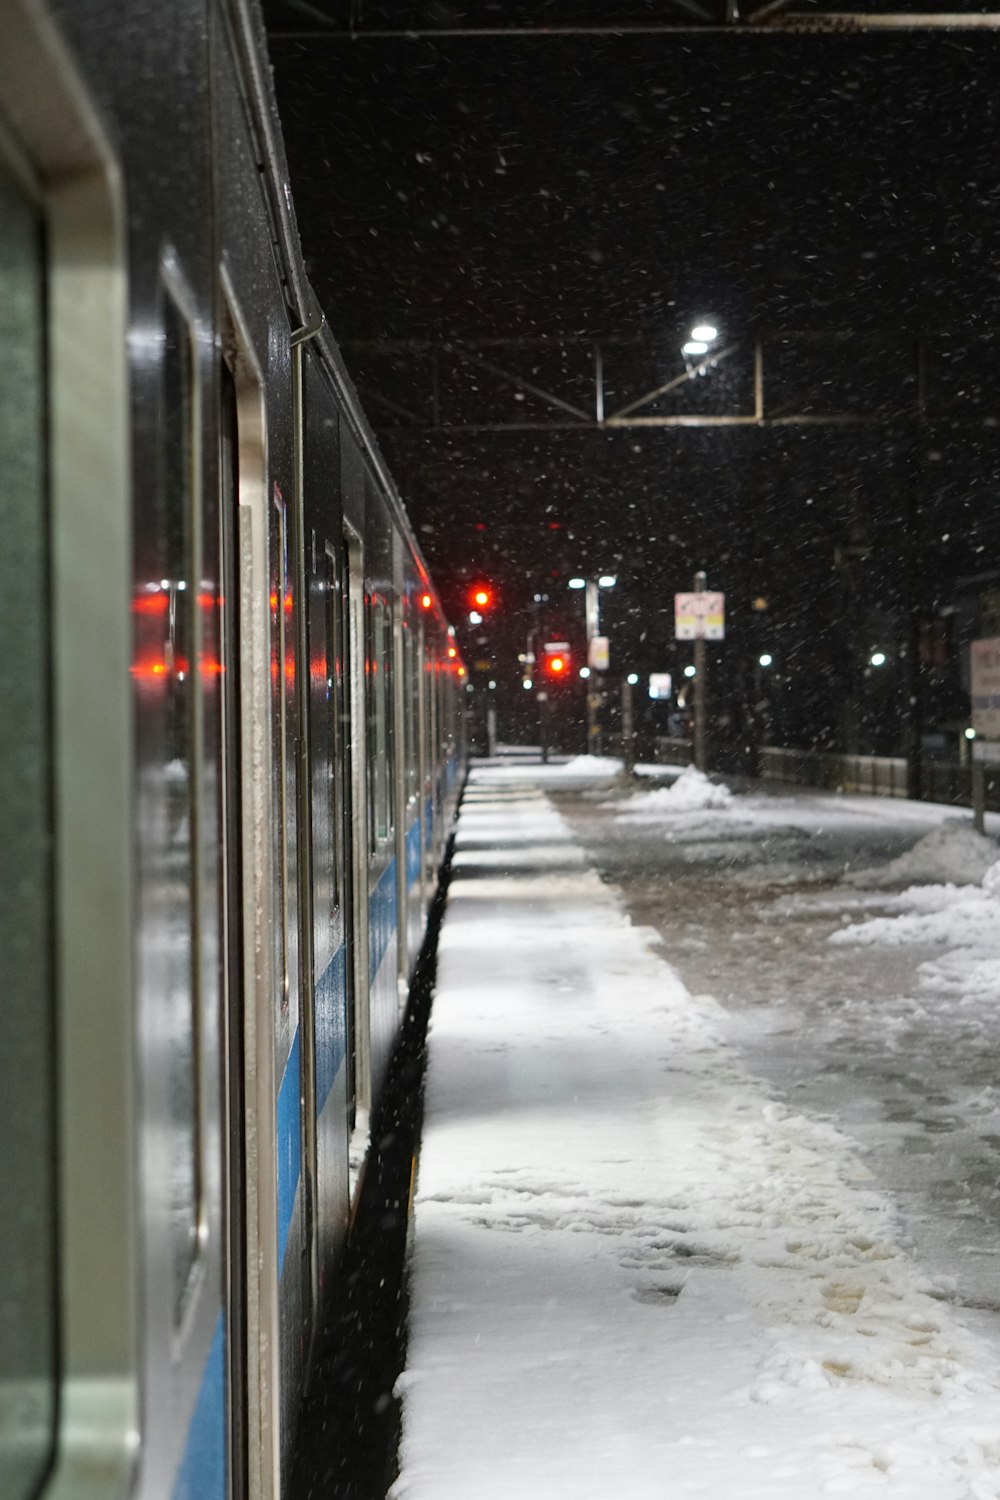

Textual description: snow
[610,763,734,815]
[844,820,1000,889]
[394,761,1000,1499]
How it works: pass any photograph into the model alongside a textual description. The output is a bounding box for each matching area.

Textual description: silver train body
[0,5,464,1499]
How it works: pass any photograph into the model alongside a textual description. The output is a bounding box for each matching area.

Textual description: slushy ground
[392,756,1000,1500]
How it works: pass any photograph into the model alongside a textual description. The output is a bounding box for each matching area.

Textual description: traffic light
[468,582,493,611]
[543,642,571,679]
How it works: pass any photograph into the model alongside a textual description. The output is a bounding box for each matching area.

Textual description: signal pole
[693,569,707,772]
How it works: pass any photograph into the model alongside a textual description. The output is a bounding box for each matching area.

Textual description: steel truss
[341,332,1000,435]
[267,2,1000,36]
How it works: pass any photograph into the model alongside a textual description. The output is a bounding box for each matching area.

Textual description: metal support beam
[269,9,1000,37]
[343,330,1000,435]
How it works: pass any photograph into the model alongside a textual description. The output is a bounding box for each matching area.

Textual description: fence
[759,746,1000,812]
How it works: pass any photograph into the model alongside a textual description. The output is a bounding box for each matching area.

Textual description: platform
[391,757,1000,1500]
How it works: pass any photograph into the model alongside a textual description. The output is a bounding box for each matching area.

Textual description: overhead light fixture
[691,322,718,343]
[598,575,617,589]
[568,577,586,590]
[682,340,709,358]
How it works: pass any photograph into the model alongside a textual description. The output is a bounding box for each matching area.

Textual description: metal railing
[759,746,1000,812]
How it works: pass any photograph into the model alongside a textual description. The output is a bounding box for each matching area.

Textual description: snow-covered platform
[392,758,1000,1500]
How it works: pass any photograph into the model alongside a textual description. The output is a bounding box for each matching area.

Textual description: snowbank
[844,817,998,889]
[613,764,733,818]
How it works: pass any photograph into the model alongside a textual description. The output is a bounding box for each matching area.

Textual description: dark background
[265,8,1000,758]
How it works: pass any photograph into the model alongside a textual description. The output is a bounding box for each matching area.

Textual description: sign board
[588,635,610,671]
[675,591,725,641]
[543,640,569,654]
[648,672,673,700]
[971,637,1000,739]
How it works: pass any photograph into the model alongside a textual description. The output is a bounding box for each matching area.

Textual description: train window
[0,158,58,1500]
[150,280,203,1320]
[325,544,342,911]
[373,598,390,842]
[404,624,419,804]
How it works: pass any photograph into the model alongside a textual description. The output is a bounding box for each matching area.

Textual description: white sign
[675,591,725,641]
[588,635,610,671]
[971,637,1000,739]
[648,673,673,700]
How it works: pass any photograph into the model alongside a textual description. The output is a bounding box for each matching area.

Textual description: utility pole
[621,676,635,776]
[585,578,600,754]
[693,569,708,772]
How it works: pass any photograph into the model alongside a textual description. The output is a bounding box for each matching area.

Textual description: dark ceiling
[264,9,1000,726]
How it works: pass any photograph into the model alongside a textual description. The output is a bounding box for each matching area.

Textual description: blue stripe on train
[276,1028,301,1277]
[315,942,347,1119]
[172,1311,226,1500]
[277,857,403,1274]
[368,857,398,984]
[405,817,421,890]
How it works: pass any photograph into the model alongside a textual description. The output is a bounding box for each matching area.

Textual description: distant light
[759,653,773,668]
[579,666,591,679]
[598,575,617,589]
[488,680,497,690]
[869,651,887,667]
[627,672,639,685]
[684,664,697,678]
[420,593,433,610]
[469,611,483,625]
[965,726,977,740]
[568,577,586,590]
[682,341,709,357]
[447,646,457,658]
[691,323,718,343]
[523,679,533,690]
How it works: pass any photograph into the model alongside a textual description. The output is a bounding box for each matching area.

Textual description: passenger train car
[0,4,464,1499]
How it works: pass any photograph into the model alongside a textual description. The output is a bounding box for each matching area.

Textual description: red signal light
[469,584,493,610]
[420,592,433,610]
[547,654,567,676]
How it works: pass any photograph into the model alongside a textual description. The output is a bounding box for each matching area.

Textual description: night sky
[265,11,1000,750]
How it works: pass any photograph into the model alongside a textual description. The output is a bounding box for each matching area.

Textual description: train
[0,4,465,1499]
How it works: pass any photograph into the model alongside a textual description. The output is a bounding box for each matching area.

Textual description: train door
[343,527,372,1127]
[416,616,429,916]
[219,358,248,1500]
[291,347,318,1352]
[218,295,281,1500]
[299,347,351,1278]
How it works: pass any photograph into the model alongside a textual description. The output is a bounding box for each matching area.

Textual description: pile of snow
[831,857,1000,1008]
[483,753,624,784]
[614,764,733,818]
[844,817,998,889]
